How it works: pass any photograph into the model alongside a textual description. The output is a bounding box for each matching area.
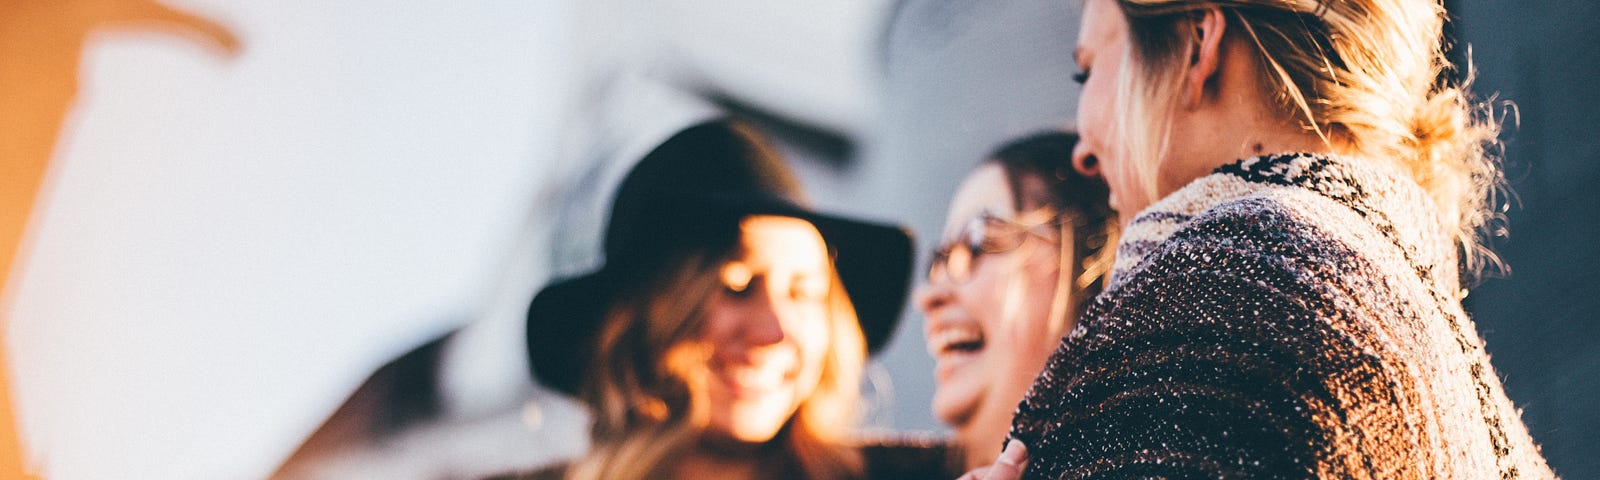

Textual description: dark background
[1456,1,1600,478]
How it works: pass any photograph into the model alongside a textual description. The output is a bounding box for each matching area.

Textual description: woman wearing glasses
[915,131,1116,472]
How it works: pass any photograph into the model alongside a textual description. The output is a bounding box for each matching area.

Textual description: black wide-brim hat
[527,119,914,396]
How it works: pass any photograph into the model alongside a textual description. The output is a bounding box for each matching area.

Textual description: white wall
[8,1,573,478]
[6,0,914,478]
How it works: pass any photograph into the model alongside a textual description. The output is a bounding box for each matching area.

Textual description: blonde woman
[916,131,1115,472]
[971,0,1556,478]
[500,121,944,480]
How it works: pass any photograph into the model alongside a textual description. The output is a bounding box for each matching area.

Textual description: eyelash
[1072,70,1089,84]
[791,284,825,302]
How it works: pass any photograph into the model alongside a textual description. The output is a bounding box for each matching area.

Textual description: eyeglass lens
[928,216,989,284]
[928,211,1064,285]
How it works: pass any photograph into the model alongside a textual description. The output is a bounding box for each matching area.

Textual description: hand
[955,439,1027,480]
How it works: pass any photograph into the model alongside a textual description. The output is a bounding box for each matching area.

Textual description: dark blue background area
[1456,1,1600,478]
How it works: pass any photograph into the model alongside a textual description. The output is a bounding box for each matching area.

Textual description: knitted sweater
[1009,154,1554,479]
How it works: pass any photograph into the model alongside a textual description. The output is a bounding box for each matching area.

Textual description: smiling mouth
[928,328,986,357]
[714,361,793,397]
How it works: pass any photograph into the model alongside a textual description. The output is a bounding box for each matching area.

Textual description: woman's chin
[930,383,983,429]
[698,428,775,454]
[709,394,798,444]
[709,418,786,444]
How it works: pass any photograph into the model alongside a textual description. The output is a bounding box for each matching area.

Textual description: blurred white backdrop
[4,0,893,478]
[4,0,1090,478]
[9,0,574,478]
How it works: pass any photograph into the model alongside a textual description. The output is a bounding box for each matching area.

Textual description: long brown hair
[567,230,866,480]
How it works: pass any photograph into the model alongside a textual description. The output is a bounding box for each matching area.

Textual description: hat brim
[525,272,615,396]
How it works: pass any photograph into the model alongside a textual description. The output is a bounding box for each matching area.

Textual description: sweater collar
[1108,152,1456,293]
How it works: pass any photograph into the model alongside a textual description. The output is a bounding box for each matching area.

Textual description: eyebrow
[1073,47,1085,66]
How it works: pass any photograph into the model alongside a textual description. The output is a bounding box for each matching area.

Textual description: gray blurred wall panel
[1455,1,1600,478]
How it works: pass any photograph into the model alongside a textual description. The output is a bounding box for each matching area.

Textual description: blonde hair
[1108,0,1509,281]
[568,245,866,480]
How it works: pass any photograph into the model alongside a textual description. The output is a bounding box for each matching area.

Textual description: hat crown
[603,121,803,267]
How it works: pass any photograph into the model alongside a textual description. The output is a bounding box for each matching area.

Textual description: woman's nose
[914,280,952,316]
[741,289,788,346]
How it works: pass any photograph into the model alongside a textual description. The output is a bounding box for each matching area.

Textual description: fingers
[955,439,1029,480]
[981,439,1027,480]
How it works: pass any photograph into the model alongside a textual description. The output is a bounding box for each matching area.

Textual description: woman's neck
[675,451,768,480]
[1161,108,1341,197]
[672,440,777,480]
[1159,34,1347,198]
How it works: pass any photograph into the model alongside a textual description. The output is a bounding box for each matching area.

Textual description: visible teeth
[723,364,786,390]
[927,328,985,356]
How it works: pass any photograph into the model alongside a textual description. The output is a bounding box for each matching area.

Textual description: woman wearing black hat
[494,120,951,480]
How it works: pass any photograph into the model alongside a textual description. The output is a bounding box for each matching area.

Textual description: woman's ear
[1183,6,1228,108]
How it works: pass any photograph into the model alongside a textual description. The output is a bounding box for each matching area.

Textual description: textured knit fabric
[1010,153,1554,479]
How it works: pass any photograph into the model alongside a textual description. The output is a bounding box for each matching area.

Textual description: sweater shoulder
[1011,195,1417,478]
[1121,192,1372,305]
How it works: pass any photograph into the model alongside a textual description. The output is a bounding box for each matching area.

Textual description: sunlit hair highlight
[1109,0,1510,282]
[986,131,1120,324]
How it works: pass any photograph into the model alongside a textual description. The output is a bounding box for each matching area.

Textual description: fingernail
[997,439,1026,466]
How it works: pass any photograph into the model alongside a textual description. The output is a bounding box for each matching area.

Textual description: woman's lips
[928,324,987,385]
[713,359,793,398]
[927,326,986,357]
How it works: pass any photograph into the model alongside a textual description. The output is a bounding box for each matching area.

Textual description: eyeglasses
[927,210,1062,285]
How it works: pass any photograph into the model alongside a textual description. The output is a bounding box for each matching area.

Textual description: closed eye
[788,273,828,302]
